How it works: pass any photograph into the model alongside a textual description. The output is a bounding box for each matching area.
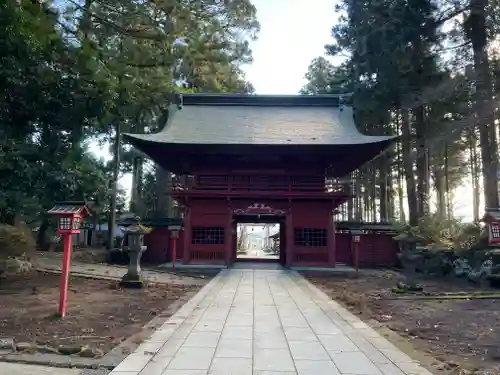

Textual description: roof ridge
[180,93,351,107]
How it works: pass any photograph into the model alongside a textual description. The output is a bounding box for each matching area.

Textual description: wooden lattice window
[491,223,500,239]
[191,227,225,244]
[294,228,328,247]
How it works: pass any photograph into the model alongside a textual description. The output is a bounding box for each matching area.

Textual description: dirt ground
[307,270,500,375]
[0,271,206,355]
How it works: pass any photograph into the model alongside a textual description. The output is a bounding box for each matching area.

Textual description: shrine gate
[124,94,397,268]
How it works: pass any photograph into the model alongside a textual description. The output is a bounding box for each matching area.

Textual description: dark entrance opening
[233,214,285,264]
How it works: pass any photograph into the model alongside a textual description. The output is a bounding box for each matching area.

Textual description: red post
[59,234,72,318]
[171,236,177,273]
[353,242,359,275]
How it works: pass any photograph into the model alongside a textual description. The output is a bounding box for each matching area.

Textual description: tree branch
[432,5,469,28]
[435,40,471,53]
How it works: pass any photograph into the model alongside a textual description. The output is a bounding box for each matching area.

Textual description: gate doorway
[233,214,285,264]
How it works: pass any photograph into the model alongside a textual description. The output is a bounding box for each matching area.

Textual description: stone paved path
[109,269,434,375]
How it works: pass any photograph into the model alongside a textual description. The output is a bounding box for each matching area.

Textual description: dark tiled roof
[117,216,183,228]
[47,201,91,215]
[482,209,500,222]
[124,94,396,146]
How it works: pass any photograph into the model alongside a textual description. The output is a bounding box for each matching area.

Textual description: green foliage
[0,0,259,229]
[0,224,35,260]
[394,214,482,250]
[300,0,500,223]
[393,226,424,243]
[455,223,483,249]
[0,0,112,223]
[140,168,158,217]
[300,58,350,95]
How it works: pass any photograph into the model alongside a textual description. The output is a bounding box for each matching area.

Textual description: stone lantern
[118,215,152,288]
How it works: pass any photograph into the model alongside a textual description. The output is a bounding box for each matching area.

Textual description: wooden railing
[172,175,354,195]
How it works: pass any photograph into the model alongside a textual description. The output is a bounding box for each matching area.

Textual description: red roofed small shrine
[481,209,500,245]
[124,94,397,268]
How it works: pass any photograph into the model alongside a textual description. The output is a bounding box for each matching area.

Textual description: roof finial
[167,93,183,110]
[338,92,353,105]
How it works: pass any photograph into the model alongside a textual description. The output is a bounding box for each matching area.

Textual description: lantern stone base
[119,272,145,288]
[119,246,146,289]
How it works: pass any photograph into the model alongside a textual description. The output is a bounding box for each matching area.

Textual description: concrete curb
[35,267,207,286]
[0,353,109,370]
[36,267,123,282]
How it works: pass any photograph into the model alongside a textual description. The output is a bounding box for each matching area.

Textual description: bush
[394,214,482,250]
[0,223,36,260]
[454,223,482,250]
[1,258,32,277]
[0,224,35,278]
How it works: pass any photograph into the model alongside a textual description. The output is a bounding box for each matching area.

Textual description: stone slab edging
[36,267,123,282]
[0,271,224,370]
[35,267,207,286]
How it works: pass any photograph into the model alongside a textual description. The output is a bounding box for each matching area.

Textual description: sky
[91,0,475,221]
[244,0,339,94]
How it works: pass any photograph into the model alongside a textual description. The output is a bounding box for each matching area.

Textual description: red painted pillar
[183,207,192,265]
[328,209,336,267]
[171,236,177,272]
[285,201,293,267]
[224,201,233,266]
[59,234,72,318]
[353,241,360,274]
[232,220,237,263]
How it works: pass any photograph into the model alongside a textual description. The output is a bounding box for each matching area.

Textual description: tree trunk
[398,181,406,222]
[355,171,363,220]
[36,217,51,251]
[107,120,121,250]
[396,120,406,223]
[347,172,354,220]
[363,183,370,221]
[379,158,389,221]
[470,135,480,222]
[414,106,430,217]
[71,0,94,152]
[467,0,499,209]
[401,109,419,225]
[371,168,377,221]
[154,108,173,217]
[434,170,446,219]
[130,157,143,214]
[155,167,172,217]
[347,197,354,220]
[387,161,395,220]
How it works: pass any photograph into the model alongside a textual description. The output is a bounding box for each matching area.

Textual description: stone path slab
[108,269,434,375]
